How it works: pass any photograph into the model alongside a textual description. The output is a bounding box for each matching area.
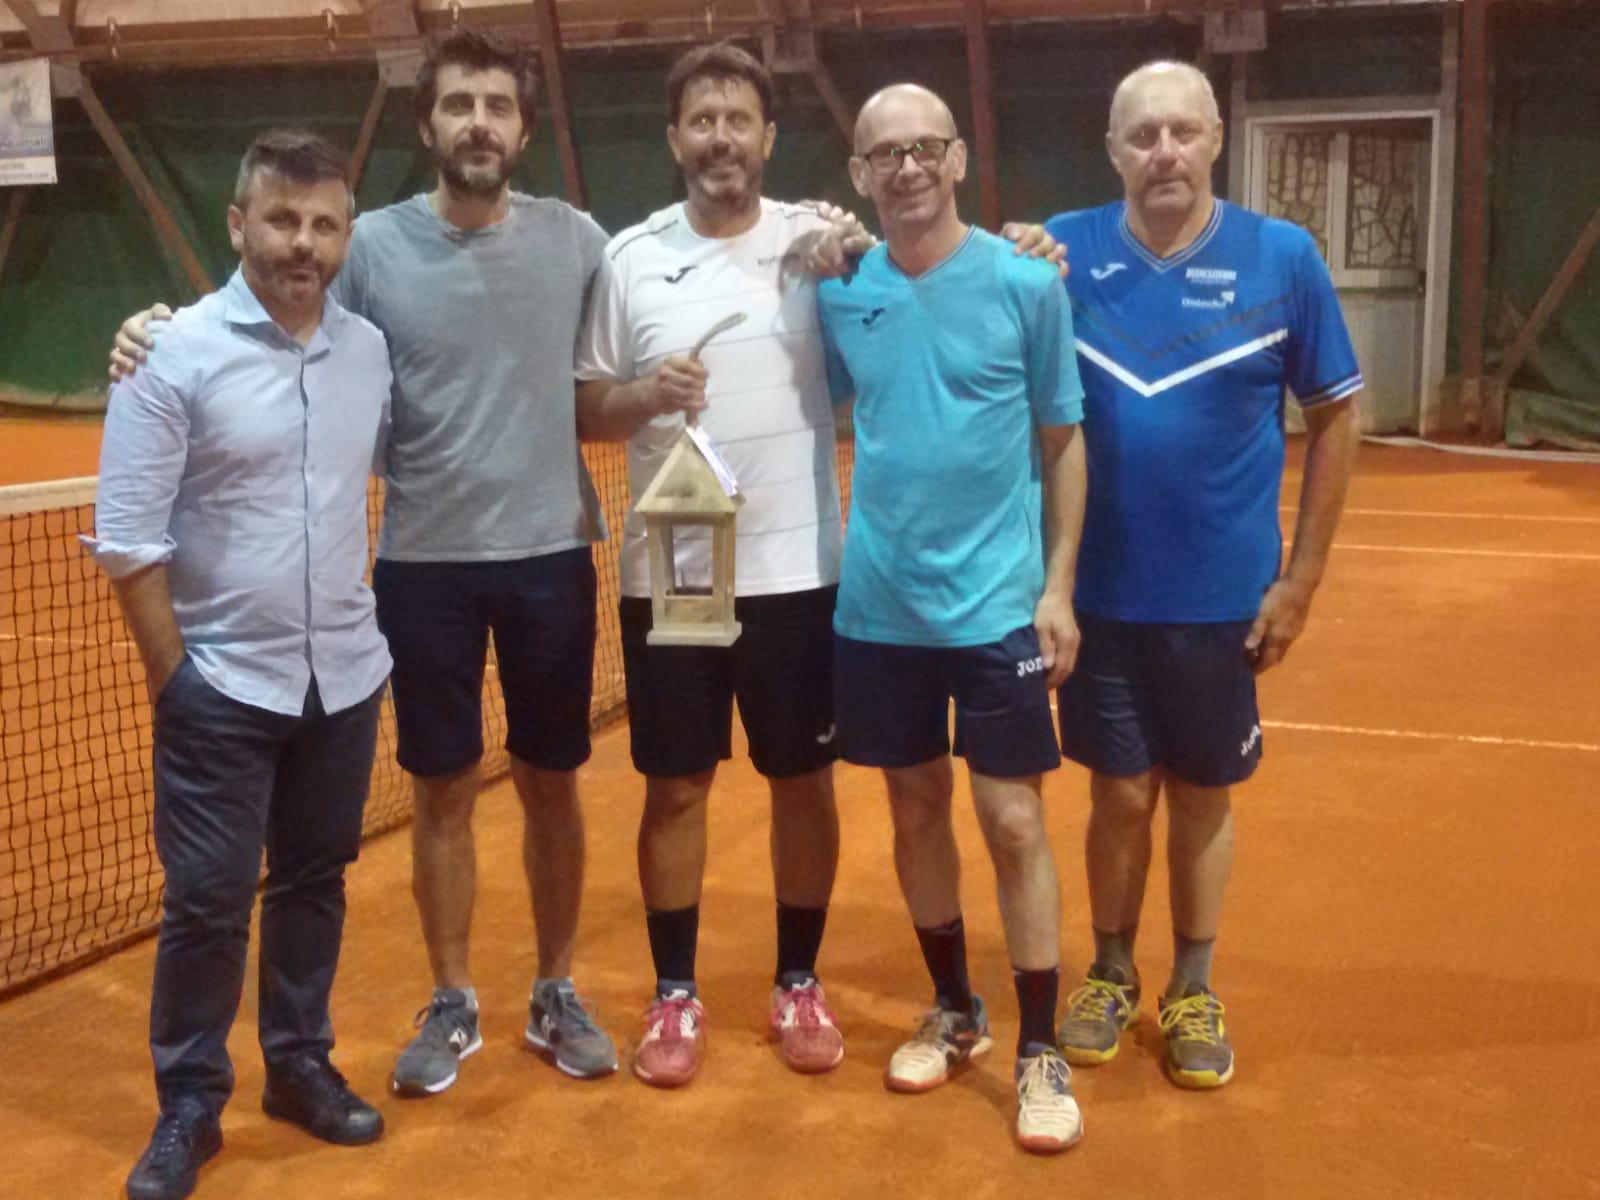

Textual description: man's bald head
[1104,59,1223,229]
[854,83,958,155]
[1109,61,1219,135]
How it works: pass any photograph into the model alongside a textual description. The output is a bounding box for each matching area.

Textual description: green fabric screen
[1487,7,1600,449]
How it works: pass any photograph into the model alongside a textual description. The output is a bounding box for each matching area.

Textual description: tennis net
[0,444,633,997]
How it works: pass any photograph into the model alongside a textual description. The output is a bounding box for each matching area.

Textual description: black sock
[1013,966,1060,1056]
[646,904,699,995]
[775,903,829,986]
[914,916,973,1015]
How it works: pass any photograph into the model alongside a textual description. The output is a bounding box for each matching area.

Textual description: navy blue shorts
[1056,614,1262,788]
[833,626,1061,779]
[373,548,596,778]
[620,586,838,780]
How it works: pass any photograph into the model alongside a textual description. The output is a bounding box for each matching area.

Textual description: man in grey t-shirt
[111,29,619,1093]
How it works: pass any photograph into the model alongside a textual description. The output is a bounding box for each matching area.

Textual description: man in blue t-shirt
[818,83,1088,1156]
[1043,61,1362,1090]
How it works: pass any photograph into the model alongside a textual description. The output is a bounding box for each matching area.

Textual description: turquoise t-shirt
[817,228,1083,647]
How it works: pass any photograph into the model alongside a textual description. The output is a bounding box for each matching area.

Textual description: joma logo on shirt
[664,265,698,284]
[862,307,887,327]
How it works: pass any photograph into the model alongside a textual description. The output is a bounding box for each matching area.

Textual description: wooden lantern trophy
[634,313,748,647]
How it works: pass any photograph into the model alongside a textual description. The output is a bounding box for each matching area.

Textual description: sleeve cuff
[79,534,176,579]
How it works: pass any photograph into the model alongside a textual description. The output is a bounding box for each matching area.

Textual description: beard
[688,144,763,206]
[436,131,521,196]
[240,242,337,313]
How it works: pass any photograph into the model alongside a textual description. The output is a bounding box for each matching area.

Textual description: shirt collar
[222,267,348,354]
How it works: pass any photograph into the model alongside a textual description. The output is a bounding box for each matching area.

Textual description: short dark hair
[415,27,539,131]
[666,42,774,125]
[233,129,350,211]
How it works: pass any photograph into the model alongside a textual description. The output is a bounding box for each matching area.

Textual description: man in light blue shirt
[88,131,392,1200]
[816,84,1088,1155]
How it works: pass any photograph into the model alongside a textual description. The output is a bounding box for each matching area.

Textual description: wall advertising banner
[0,58,56,186]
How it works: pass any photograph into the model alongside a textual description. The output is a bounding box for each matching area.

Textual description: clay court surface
[2,415,1597,1198]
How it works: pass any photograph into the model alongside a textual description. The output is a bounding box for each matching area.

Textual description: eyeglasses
[859,137,955,175]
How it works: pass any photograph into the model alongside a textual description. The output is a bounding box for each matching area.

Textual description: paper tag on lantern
[685,425,740,497]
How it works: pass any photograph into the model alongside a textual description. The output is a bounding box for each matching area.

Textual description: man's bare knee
[644,771,714,821]
[1091,770,1161,825]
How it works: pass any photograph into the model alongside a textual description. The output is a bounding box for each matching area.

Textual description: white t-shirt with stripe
[577,199,843,599]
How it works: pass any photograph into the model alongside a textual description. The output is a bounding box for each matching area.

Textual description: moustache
[455,131,505,156]
[695,146,746,171]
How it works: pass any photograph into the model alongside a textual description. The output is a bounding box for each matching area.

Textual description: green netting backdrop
[1487,7,1600,449]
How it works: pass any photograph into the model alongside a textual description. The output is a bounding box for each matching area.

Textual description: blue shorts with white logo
[834,626,1061,779]
[1056,614,1262,788]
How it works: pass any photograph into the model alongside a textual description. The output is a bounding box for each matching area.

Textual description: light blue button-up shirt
[85,269,394,716]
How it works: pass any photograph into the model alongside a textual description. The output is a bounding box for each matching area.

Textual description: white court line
[0,631,137,651]
[1290,506,1600,525]
[1264,719,1598,755]
[1330,542,1600,562]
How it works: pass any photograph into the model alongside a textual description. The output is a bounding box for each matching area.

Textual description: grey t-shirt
[336,193,608,562]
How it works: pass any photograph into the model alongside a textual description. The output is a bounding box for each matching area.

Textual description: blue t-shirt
[817,228,1084,647]
[1044,200,1362,622]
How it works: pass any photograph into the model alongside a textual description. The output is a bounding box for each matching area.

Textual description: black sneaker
[126,1103,222,1200]
[262,1056,384,1146]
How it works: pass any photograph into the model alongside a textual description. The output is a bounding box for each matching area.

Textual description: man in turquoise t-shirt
[816,83,1088,1155]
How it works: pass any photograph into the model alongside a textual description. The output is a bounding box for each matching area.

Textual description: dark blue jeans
[148,659,382,1115]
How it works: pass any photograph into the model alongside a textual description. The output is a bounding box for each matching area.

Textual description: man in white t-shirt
[576,43,853,1089]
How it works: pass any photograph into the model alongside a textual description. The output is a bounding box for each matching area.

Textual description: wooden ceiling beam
[0,188,27,292]
[531,0,588,208]
[0,1,1495,65]
[1494,202,1600,392]
[962,0,1000,231]
[2,0,76,52]
[758,0,853,147]
[1457,0,1490,435]
[362,0,419,40]
[59,67,214,298]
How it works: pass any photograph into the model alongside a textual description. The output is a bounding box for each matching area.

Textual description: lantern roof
[634,427,743,517]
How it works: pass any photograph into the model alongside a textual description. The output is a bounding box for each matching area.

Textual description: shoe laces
[285,1057,362,1113]
[913,1007,967,1046]
[1017,1050,1072,1099]
[543,987,602,1036]
[647,991,701,1041]
[413,996,472,1039]
[148,1110,205,1165]
[1158,990,1225,1044]
[779,981,832,1029]
[1064,977,1126,1023]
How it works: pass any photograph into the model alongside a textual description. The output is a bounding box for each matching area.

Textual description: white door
[1248,121,1431,432]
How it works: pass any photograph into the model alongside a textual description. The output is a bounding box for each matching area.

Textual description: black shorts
[833,626,1061,779]
[619,586,838,780]
[373,549,596,778]
[1056,614,1262,788]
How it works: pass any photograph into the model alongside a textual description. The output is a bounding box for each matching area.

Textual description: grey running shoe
[1158,983,1235,1089]
[1057,962,1142,1066]
[525,980,618,1079]
[392,988,482,1097]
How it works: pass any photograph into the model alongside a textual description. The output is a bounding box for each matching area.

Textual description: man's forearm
[1039,424,1087,597]
[109,564,186,694]
[1284,398,1359,589]
[575,377,658,443]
